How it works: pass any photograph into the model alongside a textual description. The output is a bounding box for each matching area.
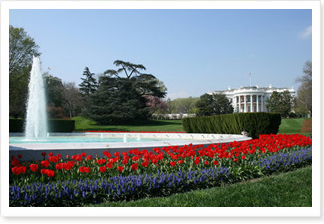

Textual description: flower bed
[9,134,312,207]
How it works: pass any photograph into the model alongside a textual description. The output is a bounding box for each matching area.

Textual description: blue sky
[9,9,312,99]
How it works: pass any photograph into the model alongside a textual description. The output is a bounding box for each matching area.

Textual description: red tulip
[96,159,106,165]
[55,163,64,171]
[11,158,19,167]
[117,166,123,173]
[84,167,91,173]
[103,151,111,158]
[46,170,55,177]
[12,167,21,175]
[41,160,50,168]
[106,162,113,169]
[99,166,107,173]
[131,163,138,171]
[29,164,39,172]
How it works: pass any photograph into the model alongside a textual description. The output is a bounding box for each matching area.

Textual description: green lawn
[278,118,311,136]
[73,116,184,132]
[74,116,311,136]
[87,166,312,207]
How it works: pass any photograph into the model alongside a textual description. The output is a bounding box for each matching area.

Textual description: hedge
[9,119,75,133]
[182,112,281,139]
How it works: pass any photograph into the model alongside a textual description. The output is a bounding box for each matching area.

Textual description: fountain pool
[9,132,251,161]
[9,56,251,161]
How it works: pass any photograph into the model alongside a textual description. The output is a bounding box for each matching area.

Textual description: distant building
[208,84,295,113]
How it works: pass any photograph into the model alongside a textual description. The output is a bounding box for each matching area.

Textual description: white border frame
[0,0,321,219]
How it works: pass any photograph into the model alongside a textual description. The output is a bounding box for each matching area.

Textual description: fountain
[24,56,48,140]
[9,57,252,161]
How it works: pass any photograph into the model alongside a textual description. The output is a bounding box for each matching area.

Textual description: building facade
[208,84,295,113]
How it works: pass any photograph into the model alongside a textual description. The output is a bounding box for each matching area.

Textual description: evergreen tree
[196,94,214,116]
[79,67,98,97]
[265,91,293,117]
[196,93,233,116]
[84,60,167,124]
[84,76,150,124]
[212,93,234,114]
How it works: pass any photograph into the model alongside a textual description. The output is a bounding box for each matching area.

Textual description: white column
[238,96,241,112]
[256,95,259,112]
[261,95,263,112]
[250,95,253,112]
[244,95,247,112]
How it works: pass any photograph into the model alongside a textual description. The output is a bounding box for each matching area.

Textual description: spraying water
[25,56,48,140]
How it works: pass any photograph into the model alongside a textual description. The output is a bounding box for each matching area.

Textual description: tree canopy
[83,60,167,124]
[196,93,233,116]
[166,97,199,114]
[294,60,312,116]
[9,26,41,118]
[79,67,98,97]
[265,91,293,118]
[9,25,40,75]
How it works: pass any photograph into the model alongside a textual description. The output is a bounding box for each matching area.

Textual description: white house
[208,84,295,113]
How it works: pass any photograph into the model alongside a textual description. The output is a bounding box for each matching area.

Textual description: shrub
[9,119,75,132]
[182,112,281,139]
[48,119,75,132]
[9,119,24,132]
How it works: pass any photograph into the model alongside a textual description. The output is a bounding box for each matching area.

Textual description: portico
[209,84,295,113]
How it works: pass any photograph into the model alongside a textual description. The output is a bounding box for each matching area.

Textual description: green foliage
[295,60,312,115]
[265,91,293,118]
[166,97,199,114]
[9,65,30,118]
[48,119,75,132]
[9,25,41,118]
[79,67,98,97]
[182,112,281,139]
[84,60,167,125]
[9,25,40,74]
[83,76,150,125]
[195,94,214,116]
[196,93,233,116]
[9,119,24,132]
[9,119,75,132]
[44,73,64,108]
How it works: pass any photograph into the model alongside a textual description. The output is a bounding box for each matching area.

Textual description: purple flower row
[256,147,312,173]
[10,167,230,207]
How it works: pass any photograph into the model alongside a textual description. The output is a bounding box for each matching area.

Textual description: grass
[73,116,311,136]
[279,118,311,136]
[87,166,312,207]
[73,116,184,132]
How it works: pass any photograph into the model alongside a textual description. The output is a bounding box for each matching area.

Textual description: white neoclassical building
[208,84,295,113]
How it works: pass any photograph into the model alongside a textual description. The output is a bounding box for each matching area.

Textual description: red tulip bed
[9,134,312,207]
